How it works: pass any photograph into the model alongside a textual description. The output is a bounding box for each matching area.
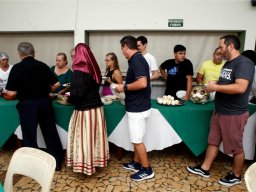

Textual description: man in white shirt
[137,36,159,80]
[0,52,12,93]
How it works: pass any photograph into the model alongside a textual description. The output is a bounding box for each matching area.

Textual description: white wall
[0,0,255,71]
[0,32,74,66]
[1,0,255,46]
[88,31,234,72]
[0,0,255,46]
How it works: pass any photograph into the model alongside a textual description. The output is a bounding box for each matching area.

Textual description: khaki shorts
[127,109,151,144]
[208,111,249,155]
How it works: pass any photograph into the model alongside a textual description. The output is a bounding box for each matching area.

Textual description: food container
[190,85,210,104]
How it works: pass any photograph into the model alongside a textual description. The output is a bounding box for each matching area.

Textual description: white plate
[101,97,113,105]
[104,95,117,100]
[63,83,71,87]
[102,76,109,81]
[209,92,216,101]
[176,90,186,99]
[110,83,118,89]
[64,92,70,96]
[110,83,125,100]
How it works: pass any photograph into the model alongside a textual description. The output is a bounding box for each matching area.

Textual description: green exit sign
[168,19,183,27]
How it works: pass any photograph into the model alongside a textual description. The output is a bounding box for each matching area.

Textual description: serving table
[1,98,256,159]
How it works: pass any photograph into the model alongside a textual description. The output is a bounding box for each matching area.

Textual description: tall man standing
[3,42,63,170]
[137,36,159,80]
[115,35,154,181]
[187,35,255,186]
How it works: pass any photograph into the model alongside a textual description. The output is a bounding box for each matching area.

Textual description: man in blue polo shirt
[115,35,154,181]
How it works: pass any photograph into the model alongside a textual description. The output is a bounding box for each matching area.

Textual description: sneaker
[123,160,141,172]
[187,165,210,178]
[218,171,241,186]
[130,166,154,181]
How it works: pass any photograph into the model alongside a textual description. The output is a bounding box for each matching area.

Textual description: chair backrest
[245,162,256,192]
[4,147,56,192]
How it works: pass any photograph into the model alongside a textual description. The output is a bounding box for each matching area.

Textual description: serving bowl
[190,85,210,104]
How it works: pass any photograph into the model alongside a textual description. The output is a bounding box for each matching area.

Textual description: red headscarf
[72,43,101,84]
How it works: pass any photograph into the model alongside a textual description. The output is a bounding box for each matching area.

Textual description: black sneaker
[187,165,210,178]
[123,160,141,172]
[218,171,241,186]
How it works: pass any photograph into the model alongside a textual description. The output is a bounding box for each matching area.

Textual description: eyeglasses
[0,59,8,61]
[105,59,111,62]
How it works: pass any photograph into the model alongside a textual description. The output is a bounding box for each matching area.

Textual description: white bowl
[101,97,113,105]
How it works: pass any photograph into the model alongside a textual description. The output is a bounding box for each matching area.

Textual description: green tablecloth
[151,100,256,156]
[1,98,256,157]
[0,99,19,147]
[0,182,3,192]
[0,98,125,147]
[52,100,125,134]
[151,100,214,156]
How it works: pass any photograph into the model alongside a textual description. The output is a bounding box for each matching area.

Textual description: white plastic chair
[245,162,256,192]
[4,147,56,192]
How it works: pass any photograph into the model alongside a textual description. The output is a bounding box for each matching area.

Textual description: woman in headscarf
[66,43,109,175]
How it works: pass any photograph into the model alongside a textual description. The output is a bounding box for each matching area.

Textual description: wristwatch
[124,85,128,92]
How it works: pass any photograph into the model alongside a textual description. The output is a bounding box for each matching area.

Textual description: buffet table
[0,98,125,147]
[1,98,256,159]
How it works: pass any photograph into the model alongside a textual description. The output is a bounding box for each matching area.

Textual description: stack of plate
[110,83,125,100]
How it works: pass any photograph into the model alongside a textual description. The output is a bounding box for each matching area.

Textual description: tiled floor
[0,143,251,192]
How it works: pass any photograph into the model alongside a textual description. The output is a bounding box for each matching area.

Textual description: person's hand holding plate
[110,83,125,100]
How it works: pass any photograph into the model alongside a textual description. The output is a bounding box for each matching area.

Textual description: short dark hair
[220,35,240,50]
[120,36,138,50]
[174,44,186,53]
[136,36,148,45]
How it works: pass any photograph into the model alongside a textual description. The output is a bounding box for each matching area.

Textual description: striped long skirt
[66,107,110,175]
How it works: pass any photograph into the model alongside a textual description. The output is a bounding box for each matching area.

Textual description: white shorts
[127,109,151,144]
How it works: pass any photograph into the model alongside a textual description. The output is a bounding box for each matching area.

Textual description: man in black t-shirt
[187,35,255,187]
[3,42,63,171]
[159,44,193,100]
